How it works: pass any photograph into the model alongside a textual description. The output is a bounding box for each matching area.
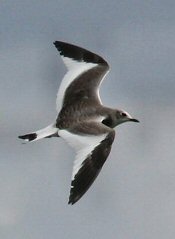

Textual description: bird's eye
[121,112,127,117]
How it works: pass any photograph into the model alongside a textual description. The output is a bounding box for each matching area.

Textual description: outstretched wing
[54,41,109,112]
[58,122,115,205]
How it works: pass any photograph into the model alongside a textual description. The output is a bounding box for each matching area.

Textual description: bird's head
[114,110,139,126]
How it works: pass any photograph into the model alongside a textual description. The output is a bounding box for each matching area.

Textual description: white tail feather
[18,124,58,142]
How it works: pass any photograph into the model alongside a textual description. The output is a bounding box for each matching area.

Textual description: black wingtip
[53,41,65,51]
[53,40,109,65]
[68,181,85,205]
[68,192,77,205]
[68,200,74,205]
[53,41,57,46]
[68,197,78,205]
[18,133,37,142]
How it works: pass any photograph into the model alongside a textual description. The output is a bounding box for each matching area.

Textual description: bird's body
[19,41,139,204]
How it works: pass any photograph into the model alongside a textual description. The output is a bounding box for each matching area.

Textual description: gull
[19,41,139,205]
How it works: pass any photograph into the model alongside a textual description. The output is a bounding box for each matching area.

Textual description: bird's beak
[130,118,139,123]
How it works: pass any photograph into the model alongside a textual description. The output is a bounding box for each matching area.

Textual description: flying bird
[19,41,139,205]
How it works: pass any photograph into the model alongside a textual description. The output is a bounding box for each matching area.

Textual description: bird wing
[58,121,115,204]
[54,41,109,113]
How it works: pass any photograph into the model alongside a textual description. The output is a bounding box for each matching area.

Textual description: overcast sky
[1,1,175,239]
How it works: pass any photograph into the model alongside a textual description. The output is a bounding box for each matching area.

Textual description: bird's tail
[18,124,58,142]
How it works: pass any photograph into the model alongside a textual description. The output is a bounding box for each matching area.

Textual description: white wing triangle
[56,56,97,113]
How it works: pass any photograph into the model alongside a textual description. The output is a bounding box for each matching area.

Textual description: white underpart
[26,124,58,142]
[56,56,97,113]
[58,129,107,180]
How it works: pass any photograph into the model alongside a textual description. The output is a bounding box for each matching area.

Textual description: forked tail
[18,124,58,142]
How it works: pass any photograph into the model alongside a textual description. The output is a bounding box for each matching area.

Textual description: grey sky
[1,1,175,239]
